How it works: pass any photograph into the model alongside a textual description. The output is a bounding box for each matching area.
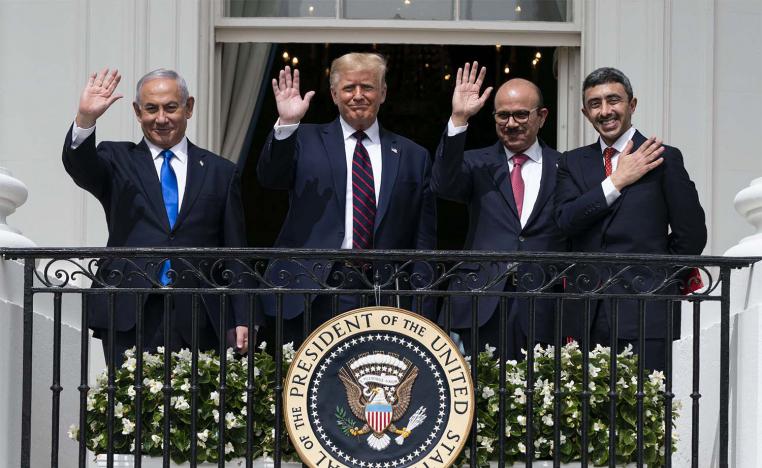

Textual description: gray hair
[329,53,387,89]
[134,69,190,105]
[582,67,634,102]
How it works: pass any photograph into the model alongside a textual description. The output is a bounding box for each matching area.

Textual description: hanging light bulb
[292,57,299,66]
[504,66,510,74]
[515,4,522,13]
[282,51,290,61]
[444,74,451,81]
[496,44,502,51]
[535,51,542,59]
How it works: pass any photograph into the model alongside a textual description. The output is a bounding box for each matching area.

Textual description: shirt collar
[339,116,380,144]
[145,136,189,165]
[598,126,637,155]
[504,138,543,163]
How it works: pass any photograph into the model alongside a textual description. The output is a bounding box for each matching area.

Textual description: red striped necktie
[351,131,376,249]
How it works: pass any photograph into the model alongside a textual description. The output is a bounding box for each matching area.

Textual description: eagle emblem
[337,352,427,451]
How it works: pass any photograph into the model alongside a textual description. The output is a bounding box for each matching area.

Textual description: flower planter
[95,454,302,467]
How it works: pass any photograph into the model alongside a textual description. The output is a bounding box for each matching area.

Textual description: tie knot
[512,153,529,166]
[603,147,616,159]
[161,149,175,161]
[353,131,368,143]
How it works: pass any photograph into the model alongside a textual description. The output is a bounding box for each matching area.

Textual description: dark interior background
[240,43,559,249]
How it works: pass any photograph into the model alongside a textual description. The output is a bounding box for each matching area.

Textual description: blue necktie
[159,149,178,285]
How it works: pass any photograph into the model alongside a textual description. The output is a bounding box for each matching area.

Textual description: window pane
[226,0,336,18]
[343,0,454,20]
[461,0,570,22]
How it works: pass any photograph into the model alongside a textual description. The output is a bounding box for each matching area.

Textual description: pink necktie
[511,154,529,218]
[603,147,616,177]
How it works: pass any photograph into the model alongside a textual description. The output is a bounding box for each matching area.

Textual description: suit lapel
[174,142,207,230]
[524,145,556,229]
[490,142,520,221]
[133,140,171,231]
[581,142,606,191]
[320,119,348,215]
[375,127,400,231]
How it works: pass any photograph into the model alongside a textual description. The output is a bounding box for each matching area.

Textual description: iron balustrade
[0,247,757,468]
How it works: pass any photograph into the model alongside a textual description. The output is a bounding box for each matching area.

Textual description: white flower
[483,344,496,358]
[144,378,163,394]
[177,348,192,362]
[122,357,136,372]
[151,434,162,446]
[114,402,125,418]
[518,441,526,453]
[210,391,220,406]
[127,385,136,399]
[593,422,606,432]
[283,342,296,362]
[225,442,234,454]
[270,404,276,415]
[121,419,135,435]
[156,346,165,354]
[513,387,526,405]
[517,415,526,426]
[482,386,495,399]
[197,429,209,442]
[213,409,220,423]
[174,395,190,411]
[258,341,267,351]
[180,379,191,392]
[86,394,96,411]
[67,424,78,440]
[225,411,239,429]
[542,414,554,426]
[253,366,261,378]
[589,365,600,378]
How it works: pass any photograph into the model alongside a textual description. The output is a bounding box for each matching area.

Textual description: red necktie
[351,131,376,249]
[511,153,529,218]
[603,147,616,177]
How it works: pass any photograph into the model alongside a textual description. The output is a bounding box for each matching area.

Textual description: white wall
[0,0,204,248]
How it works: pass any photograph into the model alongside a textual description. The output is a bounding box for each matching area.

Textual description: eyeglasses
[492,107,539,124]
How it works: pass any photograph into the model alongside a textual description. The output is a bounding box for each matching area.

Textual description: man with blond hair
[258,52,436,344]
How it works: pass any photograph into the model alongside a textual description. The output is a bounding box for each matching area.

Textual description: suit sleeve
[256,130,298,190]
[62,125,112,201]
[430,130,473,203]
[554,152,612,236]
[662,148,707,255]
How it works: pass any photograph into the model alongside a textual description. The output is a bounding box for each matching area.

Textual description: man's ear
[132,102,142,120]
[185,96,195,119]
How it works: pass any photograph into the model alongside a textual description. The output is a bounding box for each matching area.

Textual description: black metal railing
[0,247,757,468]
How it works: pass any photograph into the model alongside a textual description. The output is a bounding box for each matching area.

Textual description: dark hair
[582,67,633,102]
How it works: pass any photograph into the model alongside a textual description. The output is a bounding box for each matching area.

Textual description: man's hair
[329,53,387,89]
[134,69,190,105]
[582,67,634,102]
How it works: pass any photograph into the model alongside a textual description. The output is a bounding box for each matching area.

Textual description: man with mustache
[431,62,567,358]
[258,53,436,345]
[555,67,706,371]
[63,68,251,362]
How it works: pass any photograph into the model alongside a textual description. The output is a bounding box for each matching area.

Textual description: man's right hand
[75,68,123,129]
[272,66,315,126]
[450,61,493,127]
[610,137,665,191]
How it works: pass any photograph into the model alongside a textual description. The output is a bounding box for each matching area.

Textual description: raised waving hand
[272,66,315,125]
[451,61,493,127]
[76,68,123,128]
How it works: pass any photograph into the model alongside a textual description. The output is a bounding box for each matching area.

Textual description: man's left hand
[236,326,252,354]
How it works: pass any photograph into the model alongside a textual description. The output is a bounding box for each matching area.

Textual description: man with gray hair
[258,52,436,345]
[63,68,251,363]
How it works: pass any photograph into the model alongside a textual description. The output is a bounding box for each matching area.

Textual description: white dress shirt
[448,118,543,227]
[273,117,383,248]
[71,123,189,210]
[599,126,637,206]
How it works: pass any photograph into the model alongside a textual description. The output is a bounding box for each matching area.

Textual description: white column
[0,167,35,248]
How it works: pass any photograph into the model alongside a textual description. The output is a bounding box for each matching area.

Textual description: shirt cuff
[447,118,468,137]
[601,177,621,206]
[273,120,299,140]
[70,122,95,149]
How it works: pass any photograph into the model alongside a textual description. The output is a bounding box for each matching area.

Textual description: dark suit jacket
[555,130,707,339]
[431,131,567,342]
[257,119,437,319]
[62,126,248,340]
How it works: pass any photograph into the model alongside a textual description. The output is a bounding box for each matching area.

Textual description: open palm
[77,68,123,128]
[272,66,315,125]
[451,61,492,126]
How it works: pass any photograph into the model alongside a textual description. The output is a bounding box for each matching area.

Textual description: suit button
[518,236,525,242]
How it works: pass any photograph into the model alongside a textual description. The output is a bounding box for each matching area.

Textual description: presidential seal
[284,307,474,468]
